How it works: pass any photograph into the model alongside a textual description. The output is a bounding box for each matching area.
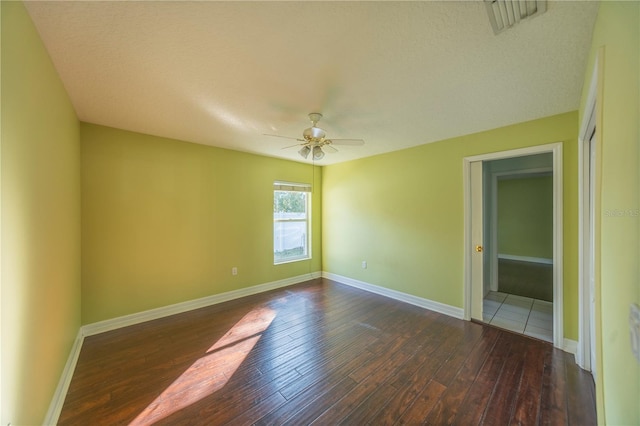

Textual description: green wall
[81,123,322,324]
[579,1,640,424]
[497,176,553,259]
[1,2,82,424]
[322,111,579,339]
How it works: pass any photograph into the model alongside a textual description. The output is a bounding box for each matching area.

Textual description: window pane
[273,189,310,263]
[274,191,306,215]
[274,221,308,262]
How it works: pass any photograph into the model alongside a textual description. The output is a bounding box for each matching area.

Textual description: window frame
[273,181,312,265]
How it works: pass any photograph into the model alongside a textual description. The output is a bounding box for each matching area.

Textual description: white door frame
[470,161,484,320]
[577,54,599,373]
[463,142,564,349]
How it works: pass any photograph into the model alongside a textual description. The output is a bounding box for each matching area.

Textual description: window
[273,182,311,264]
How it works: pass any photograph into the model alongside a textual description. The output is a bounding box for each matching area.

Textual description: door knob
[475,245,483,252]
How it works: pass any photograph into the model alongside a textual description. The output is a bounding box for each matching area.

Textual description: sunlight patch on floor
[129,306,276,425]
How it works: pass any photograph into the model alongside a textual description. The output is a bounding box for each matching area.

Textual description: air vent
[485,0,547,34]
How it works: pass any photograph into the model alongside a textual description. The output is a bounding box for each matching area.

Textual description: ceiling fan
[265,113,365,160]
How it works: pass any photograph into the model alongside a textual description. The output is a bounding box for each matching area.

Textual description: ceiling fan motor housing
[303,126,326,141]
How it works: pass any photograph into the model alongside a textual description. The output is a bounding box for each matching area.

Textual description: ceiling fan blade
[323,144,339,153]
[264,133,305,142]
[281,143,306,149]
[328,138,365,146]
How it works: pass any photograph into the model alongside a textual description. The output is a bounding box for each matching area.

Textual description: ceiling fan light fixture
[312,145,325,160]
[298,145,311,159]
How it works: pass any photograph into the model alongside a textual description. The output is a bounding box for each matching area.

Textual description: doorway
[482,155,554,342]
[464,143,564,349]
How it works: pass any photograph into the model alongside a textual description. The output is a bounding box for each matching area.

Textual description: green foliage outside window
[274,191,306,214]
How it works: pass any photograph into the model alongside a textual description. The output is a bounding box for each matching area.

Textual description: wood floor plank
[287,376,359,425]
[377,320,482,423]
[539,348,569,425]
[214,390,286,426]
[153,367,301,425]
[339,383,399,424]
[509,338,547,425]
[310,349,412,424]
[434,323,486,380]
[481,333,529,425]
[564,351,597,426]
[254,350,369,425]
[425,326,503,425]
[395,379,447,425]
[277,343,374,402]
[58,278,597,425]
[452,331,514,426]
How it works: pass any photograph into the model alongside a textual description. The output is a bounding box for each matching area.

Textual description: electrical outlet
[232,267,238,276]
[362,261,367,269]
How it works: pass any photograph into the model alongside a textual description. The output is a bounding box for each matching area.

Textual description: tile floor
[483,291,553,343]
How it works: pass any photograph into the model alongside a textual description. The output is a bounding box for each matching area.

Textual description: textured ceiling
[25,1,599,165]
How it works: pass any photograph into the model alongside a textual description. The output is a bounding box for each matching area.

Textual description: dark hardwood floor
[59,278,596,425]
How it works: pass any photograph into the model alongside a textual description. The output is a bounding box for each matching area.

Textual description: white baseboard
[82,272,321,337]
[43,329,84,426]
[563,338,578,356]
[322,272,465,319]
[498,254,553,265]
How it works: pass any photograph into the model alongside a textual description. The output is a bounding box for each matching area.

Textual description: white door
[470,161,484,321]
